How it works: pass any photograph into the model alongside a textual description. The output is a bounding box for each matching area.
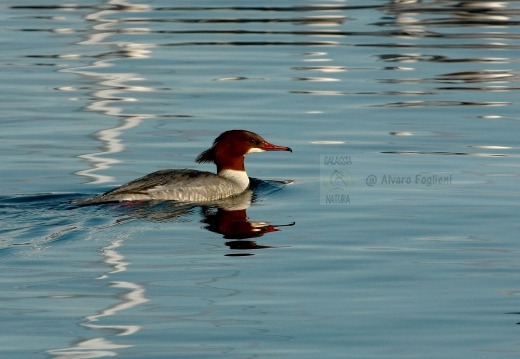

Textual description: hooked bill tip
[263,141,292,152]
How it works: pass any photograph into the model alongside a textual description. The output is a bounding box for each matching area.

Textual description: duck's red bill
[263,141,292,152]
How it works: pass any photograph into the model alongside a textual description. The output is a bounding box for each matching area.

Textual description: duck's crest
[196,147,216,164]
[195,132,227,164]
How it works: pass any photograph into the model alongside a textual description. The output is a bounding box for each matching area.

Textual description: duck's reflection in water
[105,179,294,255]
[201,203,295,256]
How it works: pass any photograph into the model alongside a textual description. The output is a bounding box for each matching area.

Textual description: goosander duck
[85,130,292,204]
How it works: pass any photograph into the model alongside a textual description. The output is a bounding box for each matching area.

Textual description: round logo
[322,168,353,192]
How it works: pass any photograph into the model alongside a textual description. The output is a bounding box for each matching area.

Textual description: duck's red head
[196,130,292,173]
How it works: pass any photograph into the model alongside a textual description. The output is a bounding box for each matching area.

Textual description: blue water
[1,1,520,358]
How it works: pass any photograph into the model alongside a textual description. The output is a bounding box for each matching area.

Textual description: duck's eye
[249,138,256,144]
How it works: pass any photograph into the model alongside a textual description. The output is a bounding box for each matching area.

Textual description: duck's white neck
[218,169,250,192]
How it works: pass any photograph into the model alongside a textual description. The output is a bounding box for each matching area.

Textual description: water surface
[1,1,520,358]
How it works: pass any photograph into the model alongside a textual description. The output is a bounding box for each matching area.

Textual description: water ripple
[375,101,510,108]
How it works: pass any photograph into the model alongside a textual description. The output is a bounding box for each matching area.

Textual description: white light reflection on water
[49,1,154,356]
[60,1,157,184]
[48,238,148,358]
